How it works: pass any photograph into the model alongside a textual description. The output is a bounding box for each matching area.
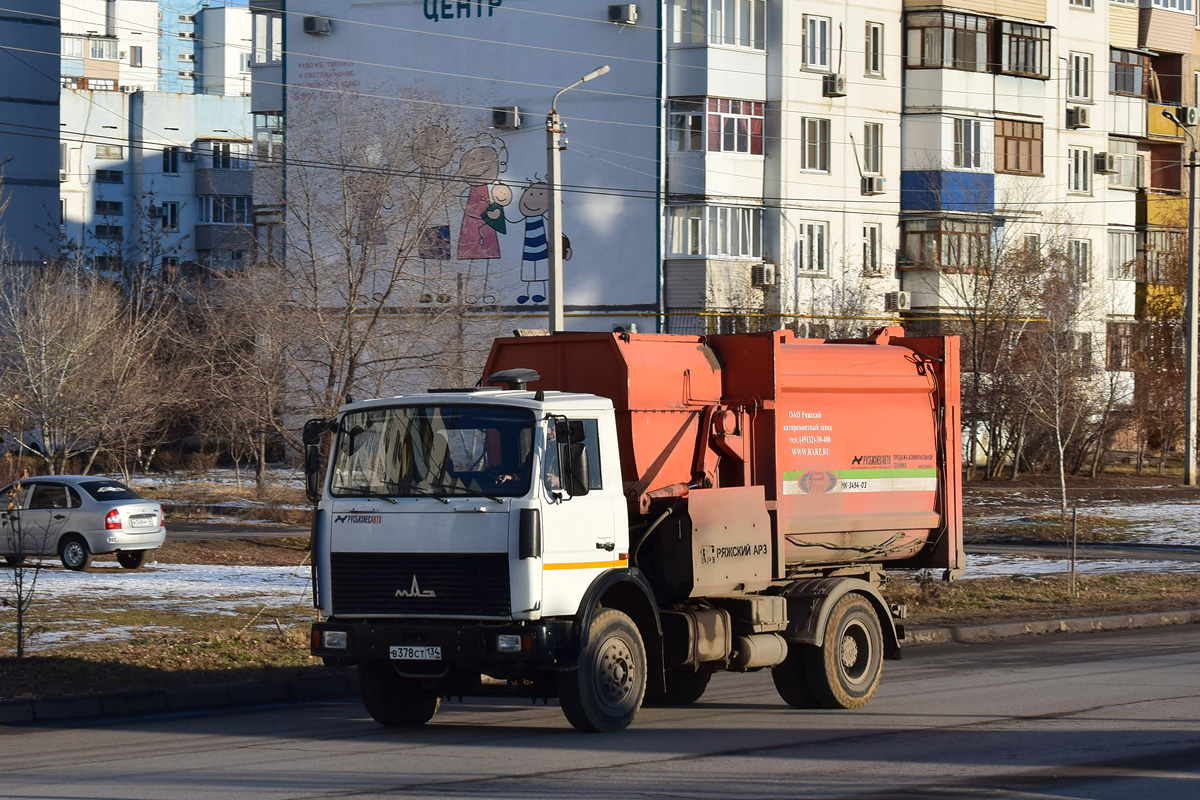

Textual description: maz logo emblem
[395,576,436,598]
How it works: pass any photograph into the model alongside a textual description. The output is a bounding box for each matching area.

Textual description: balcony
[1136,191,1187,227]
[1148,103,1186,138]
[1136,283,1183,317]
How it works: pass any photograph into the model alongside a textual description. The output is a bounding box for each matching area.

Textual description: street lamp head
[581,65,611,83]
[1164,108,1181,125]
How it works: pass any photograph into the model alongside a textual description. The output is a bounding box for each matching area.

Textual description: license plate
[390,645,441,661]
[129,516,156,529]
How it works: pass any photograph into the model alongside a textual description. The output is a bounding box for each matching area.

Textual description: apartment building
[58,0,253,275]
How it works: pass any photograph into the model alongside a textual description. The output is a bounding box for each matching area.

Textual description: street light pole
[1164,109,1199,486]
[546,64,609,333]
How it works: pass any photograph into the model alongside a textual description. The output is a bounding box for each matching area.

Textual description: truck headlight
[322,630,348,650]
[495,634,522,653]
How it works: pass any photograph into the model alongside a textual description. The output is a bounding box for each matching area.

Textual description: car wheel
[117,549,150,569]
[557,608,646,732]
[58,535,92,571]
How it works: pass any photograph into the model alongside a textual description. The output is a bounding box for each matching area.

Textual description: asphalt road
[2,625,1197,799]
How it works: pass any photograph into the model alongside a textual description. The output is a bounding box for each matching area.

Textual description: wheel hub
[597,636,634,706]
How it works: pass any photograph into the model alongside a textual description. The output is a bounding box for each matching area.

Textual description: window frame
[1069,52,1092,101]
[667,205,762,259]
[800,117,831,172]
[994,119,1043,176]
[1068,146,1093,194]
[862,122,883,175]
[795,220,829,275]
[1069,238,1092,284]
[862,223,884,275]
[162,146,180,174]
[865,22,885,77]
[802,14,831,71]
[1108,230,1136,280]
[999,22,1051,79]
[905,11,991,73]
[198,195,252,225]
[1110,49,1145,97]
[953,117,983,170]
[901,218,990,273]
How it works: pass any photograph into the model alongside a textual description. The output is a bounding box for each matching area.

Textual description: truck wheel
[644,668,711,706]
[558,608,646,732]
[58,535,91,571]
[358,660,441,727]
[771,645,818,708]
[804,594,883,709]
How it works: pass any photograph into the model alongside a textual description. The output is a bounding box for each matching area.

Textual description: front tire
[358,660,441,728]
[558,608,646,732]
[117,549,150,569]
[804,594,883,709]
[59,535,91,571]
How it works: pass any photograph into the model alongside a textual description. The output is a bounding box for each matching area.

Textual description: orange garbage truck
[305,326,962,732]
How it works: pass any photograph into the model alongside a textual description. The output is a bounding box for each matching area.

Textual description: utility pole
[1163,108,1198,486]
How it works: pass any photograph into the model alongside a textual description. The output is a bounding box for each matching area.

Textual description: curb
[0,670,358,726]
[904,607,1200,646]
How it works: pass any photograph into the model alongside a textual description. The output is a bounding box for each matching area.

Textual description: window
[995,119,1043,175]
[708,0,766,50]
[198,195,252,225]
[862,223,883,274]
[708,99,764,154]
[1144,230,1182,284]
[96,169,124,184]
[999,22,1050,79]
[906,12,990,72]
[1107,322,1135,370]
[667,205,762,258]
[1151,0,1192,9]
[862,122,883,175]
[203,250,248,270]
[89,38,118,60]
[59,142,68,181]
[669,100,704,151]
[62,36,84,58]
[95,144,122,159]
[1111,49,1144,96]
[1070,239,1091,283]
[901,218,989,272]
[800,117,831,172]
[1069,53,1092,100]
[1068,146,1092,194]
[953,118,982,169]
[254,113,284,161]
[1024,234,1041,254]
[1107,139,1141,189]
[1108,231,1136,279]
[210,142,250,170]
[670,0,706,44]
[162,146,180,174]
[1069,0,1092,8]
[240,53,252,73]
[129,46,143,67]
[95,200,122,216]
[865,22,884,77]
[253,11,283,63]
[803,15,830,70]
[95,224,122,240]
[795,221,829,274]
[160,201,179,231]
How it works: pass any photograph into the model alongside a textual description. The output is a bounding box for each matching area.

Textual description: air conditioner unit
[861,175,885,195]
[491,106,521,130]
[822,73,847,98]
[1094,152,1118,174]
[884,291,911,312]
[608,4,638,23]
[148,205,167,218]
[303,16,332,35]
[1178,106,1200,126]
[183,151,196,162]
[1067,106,1091,129]
[751,262,777,287]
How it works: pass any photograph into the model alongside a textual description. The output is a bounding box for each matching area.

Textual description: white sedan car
[0,476,166,570]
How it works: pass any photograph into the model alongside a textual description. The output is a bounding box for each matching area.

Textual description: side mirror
[561,442,590,497]
[303,418,333,503]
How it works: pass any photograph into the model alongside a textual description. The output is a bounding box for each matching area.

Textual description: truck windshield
[330,404,534,499]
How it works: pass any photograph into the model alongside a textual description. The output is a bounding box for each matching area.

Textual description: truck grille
[330,552,511,618]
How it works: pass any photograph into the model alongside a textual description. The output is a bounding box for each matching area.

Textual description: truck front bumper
[311,619,573,677]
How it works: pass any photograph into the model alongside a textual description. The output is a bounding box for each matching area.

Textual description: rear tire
[803,594,883,709]
[358,660,441,728]
[771,644,819,708]
[558,608,646,732]
[644,668,711,706]
[117,550,150,569]
[58,535,91,571]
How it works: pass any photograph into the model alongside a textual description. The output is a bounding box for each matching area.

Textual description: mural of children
[514,180,571,304]
[483,183,511,236]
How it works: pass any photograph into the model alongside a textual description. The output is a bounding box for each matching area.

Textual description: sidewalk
[3,608,1198,726]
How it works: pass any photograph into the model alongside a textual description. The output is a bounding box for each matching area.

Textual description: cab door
[537,415,628,617]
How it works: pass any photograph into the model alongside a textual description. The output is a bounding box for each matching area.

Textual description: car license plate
[129,516,156,529]
[390,645,441,661]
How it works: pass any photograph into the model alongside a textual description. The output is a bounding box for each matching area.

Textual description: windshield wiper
[403,485,450,504]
